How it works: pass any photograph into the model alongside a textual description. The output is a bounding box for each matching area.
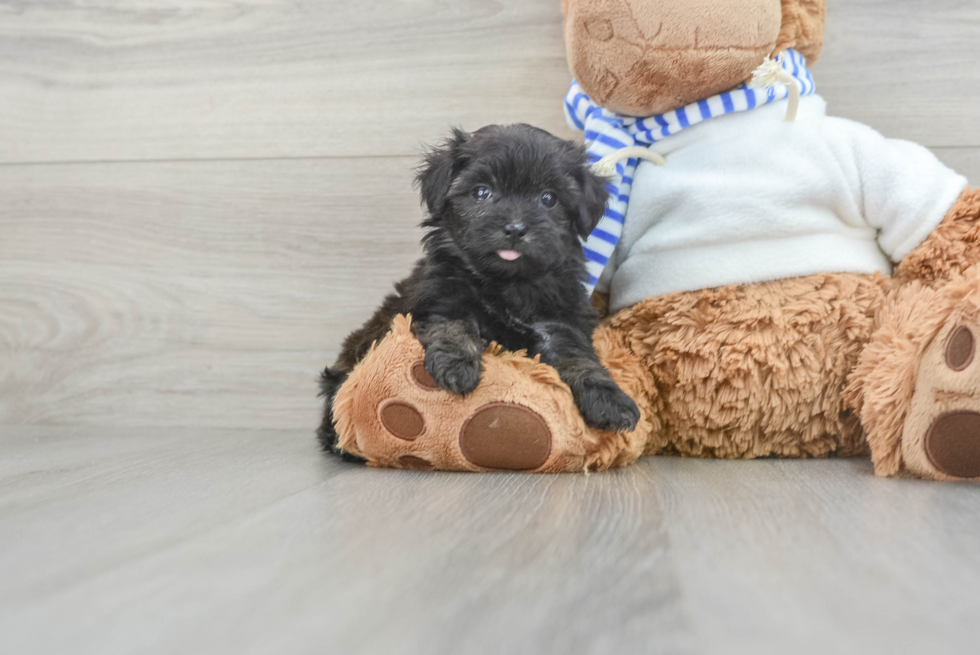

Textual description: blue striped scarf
[565,49,816,294]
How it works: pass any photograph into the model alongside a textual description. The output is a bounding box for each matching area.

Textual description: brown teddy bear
[328,0,980,481]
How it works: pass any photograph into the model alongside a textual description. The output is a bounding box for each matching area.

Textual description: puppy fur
[318,124,640,458]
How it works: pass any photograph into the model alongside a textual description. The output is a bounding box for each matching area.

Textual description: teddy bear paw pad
[945,325,975,371]
[410,361,440,390]
[379,400,425,441]
[924,410,980,478]
[459,403,552,471]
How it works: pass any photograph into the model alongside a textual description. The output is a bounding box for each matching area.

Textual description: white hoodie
[603,95,967,312]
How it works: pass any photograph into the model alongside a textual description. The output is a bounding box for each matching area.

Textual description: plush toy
[328,0,980,480]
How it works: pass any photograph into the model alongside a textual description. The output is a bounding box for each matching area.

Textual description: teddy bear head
[562,0,826,116]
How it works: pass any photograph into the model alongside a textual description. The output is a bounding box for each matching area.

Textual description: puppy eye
[473,186,492,201]
[540,191,558,208]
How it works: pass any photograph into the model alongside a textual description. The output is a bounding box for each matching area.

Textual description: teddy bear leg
[846,267,980,480]
[330,315,655,473]
[610,273,885,460]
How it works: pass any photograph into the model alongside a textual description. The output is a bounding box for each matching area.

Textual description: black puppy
[319,124,640,459]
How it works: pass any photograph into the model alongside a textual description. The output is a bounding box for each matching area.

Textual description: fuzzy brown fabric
[332,314,656,472]
[896,188,980,285]
[774,0,826,63]
[844,267,980,479]
[334,273,892,471]
[609,273,884,460]
[333,315,631,473]
[563,0,824,116]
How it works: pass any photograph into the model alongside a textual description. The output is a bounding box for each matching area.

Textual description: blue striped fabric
[566,49,815,294]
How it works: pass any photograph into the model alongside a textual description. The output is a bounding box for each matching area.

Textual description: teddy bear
[326,0,980,481]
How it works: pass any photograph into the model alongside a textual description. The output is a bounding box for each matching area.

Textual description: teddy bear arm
[896,187,980,285]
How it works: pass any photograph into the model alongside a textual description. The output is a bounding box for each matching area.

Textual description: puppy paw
[424,344,482,395]
[575,377,640,432]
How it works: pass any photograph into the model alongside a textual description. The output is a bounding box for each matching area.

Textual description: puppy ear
[571,164,610,238]
[416,128,470,217]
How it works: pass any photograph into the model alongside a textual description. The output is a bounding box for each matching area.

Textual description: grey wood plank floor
[3,426,980,655]
[3,0,980,653]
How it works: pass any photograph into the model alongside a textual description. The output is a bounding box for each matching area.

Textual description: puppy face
[417,124,608,279]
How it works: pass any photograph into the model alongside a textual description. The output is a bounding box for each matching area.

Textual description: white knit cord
[750,54,801,122]
[593,147,667,176]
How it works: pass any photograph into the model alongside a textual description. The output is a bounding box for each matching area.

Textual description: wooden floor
[2,1,980,653]
[3,426,980,655]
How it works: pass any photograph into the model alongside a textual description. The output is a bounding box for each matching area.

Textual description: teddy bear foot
[376,363,554,471]
[378,394,554,472]
[903,320,980,480]
[330,316,615,473]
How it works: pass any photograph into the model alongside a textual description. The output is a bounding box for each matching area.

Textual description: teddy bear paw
[903,320,980,480]
[356,358,584,472]
[328,315,650,472]
[330,317,609,472]
[374,362,556,471]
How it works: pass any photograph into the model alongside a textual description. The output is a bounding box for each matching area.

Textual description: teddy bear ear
[775,0,827,63]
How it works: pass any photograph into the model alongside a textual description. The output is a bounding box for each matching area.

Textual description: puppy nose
[503,223,528,239]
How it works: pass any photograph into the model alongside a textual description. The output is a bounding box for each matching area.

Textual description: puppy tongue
[497,250,522,261]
